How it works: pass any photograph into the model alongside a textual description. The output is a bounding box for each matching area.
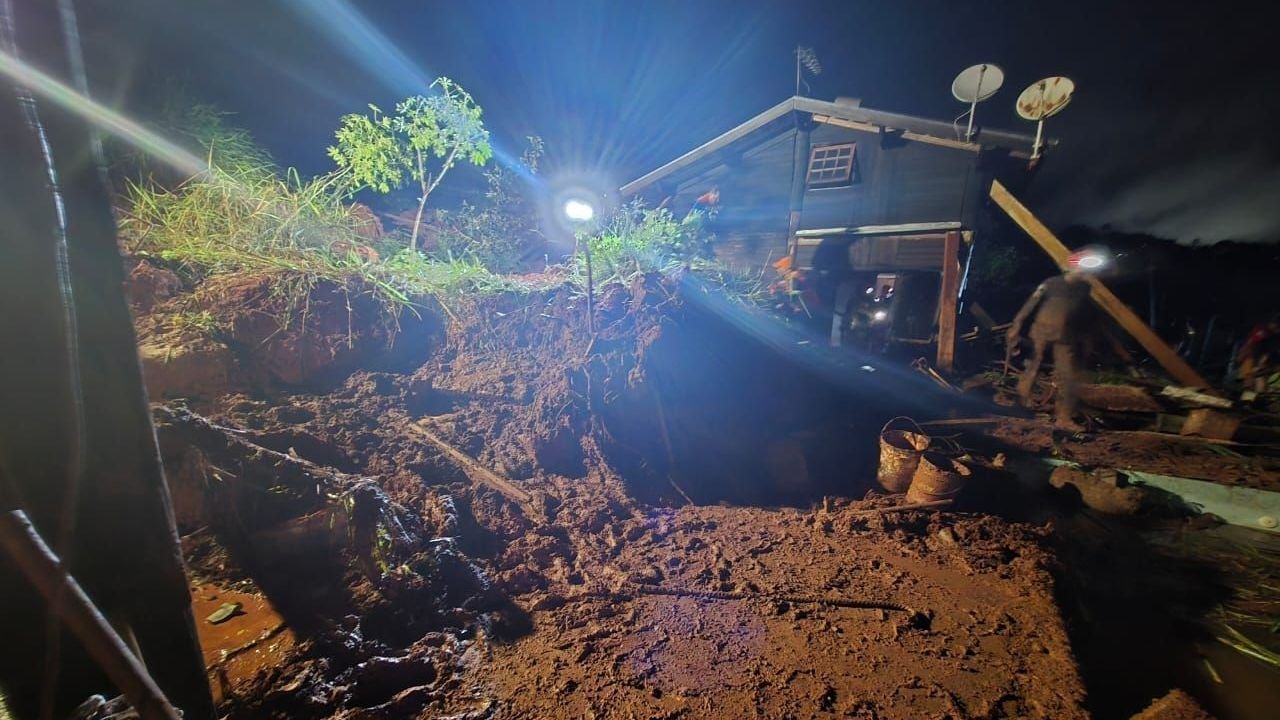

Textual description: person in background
[1006,249,1109,431]
[1238,315,1280,395]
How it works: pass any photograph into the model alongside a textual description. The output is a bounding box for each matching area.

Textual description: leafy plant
[434,136,544,272]
[580,201,708,285]
[328,77,493,251]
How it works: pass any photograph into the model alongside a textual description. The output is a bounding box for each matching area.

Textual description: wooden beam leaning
[988,180,1213,390]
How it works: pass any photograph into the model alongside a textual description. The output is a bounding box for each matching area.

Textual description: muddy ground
[125,260,1274,719]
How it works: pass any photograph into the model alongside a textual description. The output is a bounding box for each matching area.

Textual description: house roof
[620,96,1048,196]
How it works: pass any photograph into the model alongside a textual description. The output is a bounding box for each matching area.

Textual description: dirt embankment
[129,263,1091,718]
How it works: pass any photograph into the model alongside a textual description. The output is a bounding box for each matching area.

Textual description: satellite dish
[951,64,1004,141]
[952,63,1005,103]
[1016,76,1075,121]
[1016,76,1076,159]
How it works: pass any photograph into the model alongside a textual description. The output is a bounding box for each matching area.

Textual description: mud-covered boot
[1053,410,1085,433]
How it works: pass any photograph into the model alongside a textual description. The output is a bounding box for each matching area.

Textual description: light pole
[563,198,597,333]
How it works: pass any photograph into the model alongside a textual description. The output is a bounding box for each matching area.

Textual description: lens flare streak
[0,48,206,177]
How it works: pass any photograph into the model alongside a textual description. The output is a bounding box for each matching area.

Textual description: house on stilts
[620,95,1049,369]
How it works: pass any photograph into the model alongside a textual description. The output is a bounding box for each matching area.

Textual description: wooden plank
[795,221,962,237]
[810,114,882,136]
[786,124,812,264]
[989,180,1214,390]
[919,416,1006,427]
[900,130,980,153]
[813,114,982,153]
[408,422,535,507]
[936,230,961,371]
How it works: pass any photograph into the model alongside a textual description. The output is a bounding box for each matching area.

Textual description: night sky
[75,0,1279,243]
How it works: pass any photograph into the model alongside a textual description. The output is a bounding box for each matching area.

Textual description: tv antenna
[951,63,1005,141]
[1016,76,1075,160]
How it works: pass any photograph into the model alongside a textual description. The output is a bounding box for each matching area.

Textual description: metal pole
[795,47,801,95]
[965,65,984,141]
[0,511,181,720]
[582,235,595,334]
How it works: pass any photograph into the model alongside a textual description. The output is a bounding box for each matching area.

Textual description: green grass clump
[119,161,514,332]
[573,201,774,306]
[577,201,704,286]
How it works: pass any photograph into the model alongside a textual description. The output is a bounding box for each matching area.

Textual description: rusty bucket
[877,417,930,493]
[907,452,972,504]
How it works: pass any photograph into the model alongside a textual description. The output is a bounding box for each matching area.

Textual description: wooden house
[620,95,1047,368]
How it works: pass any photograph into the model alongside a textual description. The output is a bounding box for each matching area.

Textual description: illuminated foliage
[582,201,710,284]
[329,77,493,251]
[434,136,544,272]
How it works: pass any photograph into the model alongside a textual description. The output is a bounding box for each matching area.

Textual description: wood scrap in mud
[612,581,918,615]
[1108,429,1270,451]
[153,404,421,573]
[1076,383,1164,413]
[919,416,1007,427]
[154,403,352,523]
[911,357,958,391]
[848,499,955,516]
[1181,408,1241,441]
[407,421,536,509]
[1161,385,1234,410]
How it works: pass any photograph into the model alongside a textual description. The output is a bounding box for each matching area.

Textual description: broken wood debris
[408,421,535,507]
[1181,408,1241,441]
[919,417,1005,427]
[613,582,914,613]
[1160,385,1233,409]
[849,499,954,516]
[911,357,958,391]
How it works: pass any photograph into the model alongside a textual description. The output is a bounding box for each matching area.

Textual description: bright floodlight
[1076,254,1106,270]
[873,310,889,322]
[564,198,595,222]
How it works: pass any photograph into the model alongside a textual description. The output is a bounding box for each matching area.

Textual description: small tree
[328,77,492,251]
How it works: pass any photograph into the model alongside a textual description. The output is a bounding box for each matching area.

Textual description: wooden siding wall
[670,131,794,270]
[651,122,986,271]
[800,124,980,231]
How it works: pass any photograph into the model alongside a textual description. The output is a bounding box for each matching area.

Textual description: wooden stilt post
[936,230,961,371]
[989,180,1213,390]
[785,119,813,264]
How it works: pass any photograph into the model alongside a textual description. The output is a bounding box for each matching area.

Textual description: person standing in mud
[1006,250,1108,431]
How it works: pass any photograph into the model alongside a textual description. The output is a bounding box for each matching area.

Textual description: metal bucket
[907,452,972,504]
[877,417,930,493]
